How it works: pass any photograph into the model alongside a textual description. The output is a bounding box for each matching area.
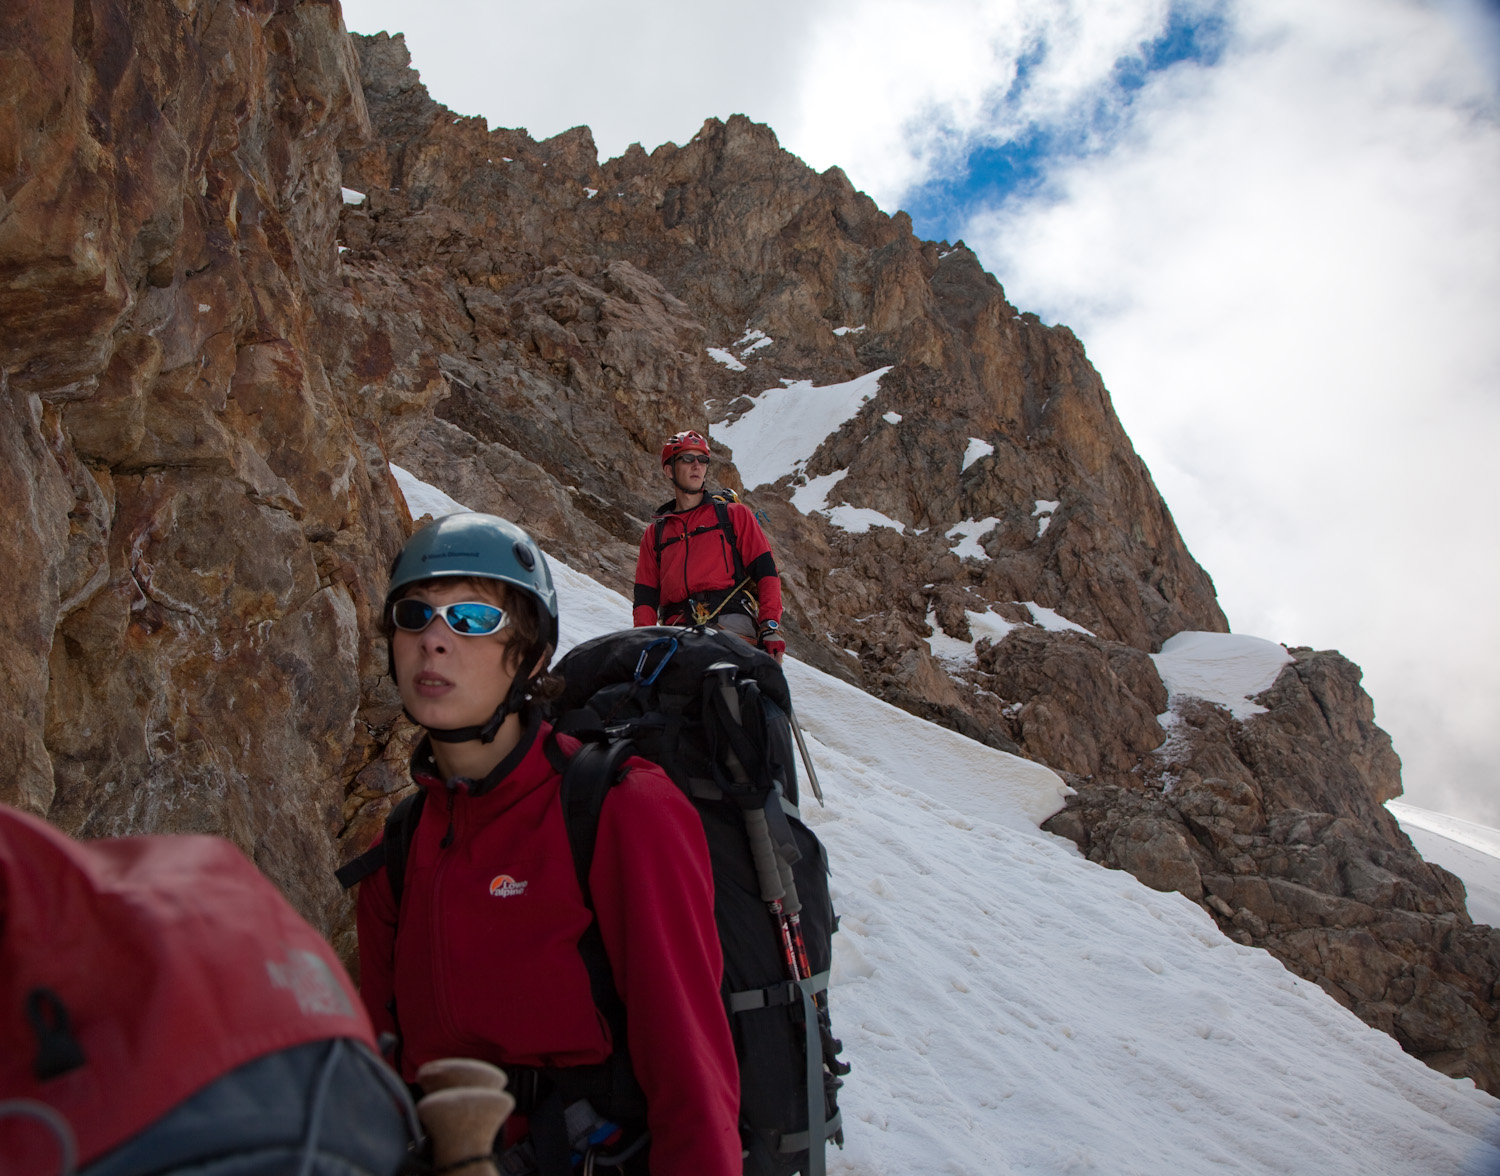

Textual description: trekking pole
[745,805,834,1176]
[785,704,824,806]
[744,805,804,982]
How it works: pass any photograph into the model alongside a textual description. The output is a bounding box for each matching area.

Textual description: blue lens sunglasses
[391,598,509,636]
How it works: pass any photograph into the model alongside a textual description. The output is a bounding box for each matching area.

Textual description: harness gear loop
[690,576,753,627]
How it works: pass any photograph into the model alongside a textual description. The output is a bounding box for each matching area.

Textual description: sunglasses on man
[674,454,710,466]
[391,598,509,636]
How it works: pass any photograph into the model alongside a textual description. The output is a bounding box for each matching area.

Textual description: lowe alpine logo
[489,874,529,898]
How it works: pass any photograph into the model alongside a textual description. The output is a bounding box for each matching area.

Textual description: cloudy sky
[340,0,1500,825]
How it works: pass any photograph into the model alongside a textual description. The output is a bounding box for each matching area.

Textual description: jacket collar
[653,490,720,519]
[410,709,546,798]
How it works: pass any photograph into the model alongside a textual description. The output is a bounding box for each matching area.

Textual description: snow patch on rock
[1024,602,1095,635]
[735,328,773,356]
[711,367,891,488]
[1033,499,1059,538]
[1152,632,1294,720]
[707,347,746,372]
[925,607,1019,667]
[962,437,995,471]
[946,517,1000,561]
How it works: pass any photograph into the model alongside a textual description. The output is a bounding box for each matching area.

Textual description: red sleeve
[729,503,782,625]
[355,842,399,1042]
[632,527,661,628]
[591,762,741,1176]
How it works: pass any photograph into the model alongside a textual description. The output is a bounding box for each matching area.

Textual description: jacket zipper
[430,780,476,1052]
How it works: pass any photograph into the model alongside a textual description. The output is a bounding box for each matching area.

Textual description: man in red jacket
[632,430,785,662]
[355,513,740,1176]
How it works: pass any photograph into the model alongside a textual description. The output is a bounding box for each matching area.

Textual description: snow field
[548,554,1500,1175]
[805,758,1499,1174]
[1390,802,1500,928]
[390,467,1500,1174]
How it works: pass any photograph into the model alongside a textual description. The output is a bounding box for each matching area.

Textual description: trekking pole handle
[743,807,786,903]
[776,855,801,917]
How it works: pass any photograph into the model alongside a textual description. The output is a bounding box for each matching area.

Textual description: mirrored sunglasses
[391,599,509,636]
[675,454,711,466]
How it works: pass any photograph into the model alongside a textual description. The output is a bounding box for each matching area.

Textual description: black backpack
[342,627,846,1176]
[549,626,846,1176]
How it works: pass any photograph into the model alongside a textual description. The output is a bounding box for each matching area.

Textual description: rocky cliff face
[1,3,1495,1094]
[1,0,412,921]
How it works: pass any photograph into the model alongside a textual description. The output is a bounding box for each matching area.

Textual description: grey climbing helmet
[385,512,558,648]
[385,513,559,744]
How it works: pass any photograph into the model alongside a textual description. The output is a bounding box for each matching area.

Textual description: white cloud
[787,0,1197,203]
[340,0,819,160]
[963,0,1500,822]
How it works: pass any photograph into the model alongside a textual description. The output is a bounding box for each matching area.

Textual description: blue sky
[904,3,1232,245]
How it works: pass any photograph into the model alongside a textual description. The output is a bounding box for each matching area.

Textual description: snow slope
[1390,802,1500,929]
[390,468,1500,1174]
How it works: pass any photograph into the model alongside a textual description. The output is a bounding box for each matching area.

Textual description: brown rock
[1107,817,1204,901]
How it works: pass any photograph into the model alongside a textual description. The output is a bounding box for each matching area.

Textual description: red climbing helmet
[660,429,711,467]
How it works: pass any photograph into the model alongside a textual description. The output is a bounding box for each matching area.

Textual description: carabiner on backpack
[633,637,678,687]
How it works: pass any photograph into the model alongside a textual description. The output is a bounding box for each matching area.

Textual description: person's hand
[758,621,785,664]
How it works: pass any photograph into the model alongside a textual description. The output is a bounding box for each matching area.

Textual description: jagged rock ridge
[0,3,1494,1094]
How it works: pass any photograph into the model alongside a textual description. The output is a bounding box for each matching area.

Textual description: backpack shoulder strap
[710,494,747,581]
[382,790,426,910]
[334,790,426,906]
[554,734,645,1125]
[558,737,638,908]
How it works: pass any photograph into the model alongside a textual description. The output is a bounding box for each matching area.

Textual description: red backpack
[0,804,392,1173]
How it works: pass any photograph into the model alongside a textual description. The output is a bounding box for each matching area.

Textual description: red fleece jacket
[632,497,782,627]
[356,721,740,1176]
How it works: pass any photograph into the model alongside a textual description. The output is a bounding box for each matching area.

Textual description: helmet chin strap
[406,667,533,745]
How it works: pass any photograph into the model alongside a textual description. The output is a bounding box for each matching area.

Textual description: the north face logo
[266,949,356,1017]
[489,874,528,898]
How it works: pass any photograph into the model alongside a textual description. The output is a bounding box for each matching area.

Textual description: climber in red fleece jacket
[354,512,739,1176]
[632,429,785,662]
